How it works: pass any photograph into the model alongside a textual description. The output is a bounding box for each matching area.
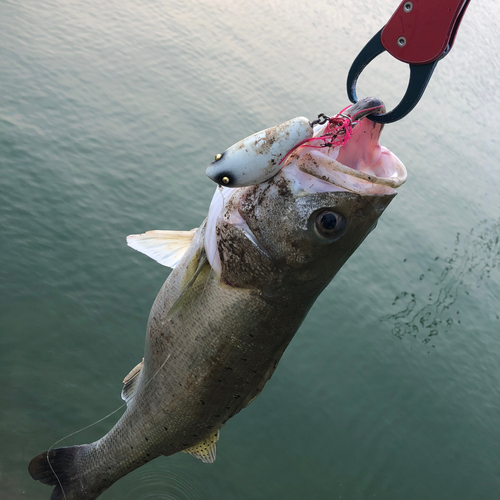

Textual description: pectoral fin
[166,248,209,320]
[126,229,197,268]
[121,359,144,403]
[182,430,220,463]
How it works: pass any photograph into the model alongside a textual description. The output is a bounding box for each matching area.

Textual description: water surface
[1,0,499,498]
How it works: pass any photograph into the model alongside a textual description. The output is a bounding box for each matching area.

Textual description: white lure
[205,116,313,187]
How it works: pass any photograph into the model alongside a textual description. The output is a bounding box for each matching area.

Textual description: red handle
[381,0,470,64]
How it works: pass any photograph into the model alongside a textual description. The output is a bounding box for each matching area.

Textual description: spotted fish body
[29,104,406,500]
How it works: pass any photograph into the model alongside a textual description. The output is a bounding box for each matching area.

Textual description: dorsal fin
[182,430,220,463]
[121,358,144,403]
[126,229,197,268]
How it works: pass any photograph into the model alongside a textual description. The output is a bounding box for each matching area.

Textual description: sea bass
[29,99,406,500]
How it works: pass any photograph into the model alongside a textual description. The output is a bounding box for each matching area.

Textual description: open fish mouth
[282,97,407,196]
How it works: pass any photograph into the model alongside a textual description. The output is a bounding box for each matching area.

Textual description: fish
[28,98,407,500]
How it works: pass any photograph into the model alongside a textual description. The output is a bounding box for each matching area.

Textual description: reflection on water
[108,458,208,500]
[382,219,500,345]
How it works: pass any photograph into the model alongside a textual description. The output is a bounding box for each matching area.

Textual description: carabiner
[347,0,472,123]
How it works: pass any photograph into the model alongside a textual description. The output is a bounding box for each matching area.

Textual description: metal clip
[311,113,331,127]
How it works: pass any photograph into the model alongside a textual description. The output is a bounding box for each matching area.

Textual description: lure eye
[314,211,346,240]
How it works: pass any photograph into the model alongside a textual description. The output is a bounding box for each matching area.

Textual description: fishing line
[46,353,172,500]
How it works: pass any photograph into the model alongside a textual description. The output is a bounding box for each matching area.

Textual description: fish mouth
[284,97,407,195]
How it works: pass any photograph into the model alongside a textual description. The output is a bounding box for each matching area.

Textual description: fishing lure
[205,116,313,188]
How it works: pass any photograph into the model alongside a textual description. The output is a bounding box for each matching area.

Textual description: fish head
[205,98,406,297]
[247,186,395,285]
[205,183,394,296]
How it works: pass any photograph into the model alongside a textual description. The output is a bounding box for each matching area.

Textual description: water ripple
[106,458,207,500]
[381,218,500,345]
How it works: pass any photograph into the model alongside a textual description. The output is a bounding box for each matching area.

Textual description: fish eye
[314,210,346,240]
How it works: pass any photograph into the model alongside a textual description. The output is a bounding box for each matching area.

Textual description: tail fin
[28,445,88,500]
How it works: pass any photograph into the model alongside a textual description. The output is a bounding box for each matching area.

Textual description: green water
[1,0,499,498]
